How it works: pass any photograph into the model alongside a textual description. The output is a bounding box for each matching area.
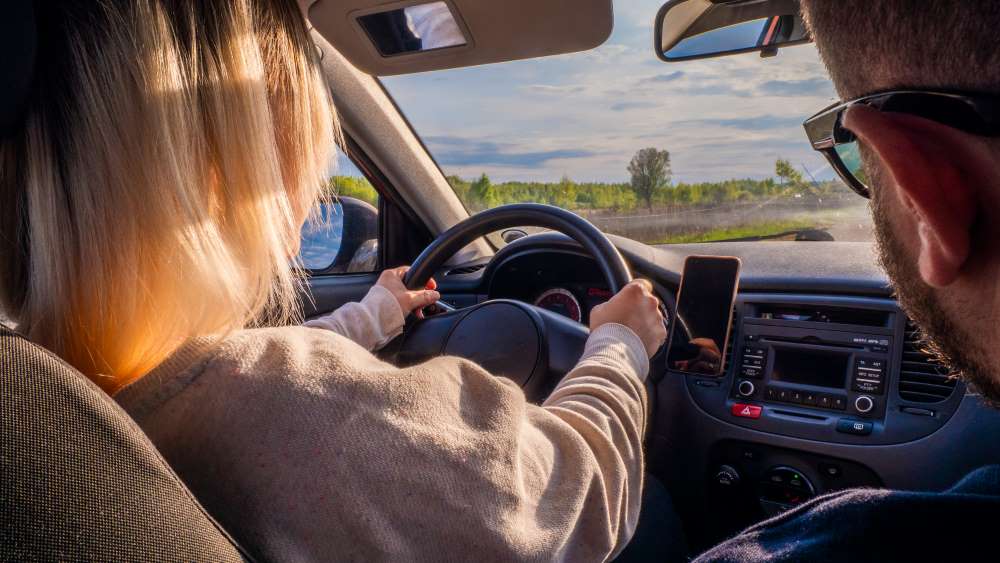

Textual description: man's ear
[843,105,986,287]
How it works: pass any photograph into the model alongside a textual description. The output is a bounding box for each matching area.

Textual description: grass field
[583,198,872,245]
[649,219,822,244]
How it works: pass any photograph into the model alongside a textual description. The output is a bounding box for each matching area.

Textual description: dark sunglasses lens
[833,141,869,190]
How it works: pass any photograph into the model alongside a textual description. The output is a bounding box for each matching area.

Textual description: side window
[298,153,380,273]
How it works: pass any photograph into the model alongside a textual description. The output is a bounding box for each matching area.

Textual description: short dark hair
[801,1,1000,99]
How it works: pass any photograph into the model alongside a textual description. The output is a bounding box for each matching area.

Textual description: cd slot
[750,303,892,327]
[758,336,864,351]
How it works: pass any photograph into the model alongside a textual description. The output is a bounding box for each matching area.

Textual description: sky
[380,0,841,185]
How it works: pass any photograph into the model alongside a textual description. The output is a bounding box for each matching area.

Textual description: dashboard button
[802,392,818,406]
[855,395,875,414]
[765,386,777,400]
[832,396,847,410]
[732,403,762,419]
[852,379,884,395]
[836,418,873,436]
[789,391,803,404]
[741,365,762,379]
[737,380,756,397]
[714,465,741,487]
[819,463,842,478]
[817,394,832,409]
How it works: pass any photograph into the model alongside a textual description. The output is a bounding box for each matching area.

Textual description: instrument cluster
[532,286,612,323]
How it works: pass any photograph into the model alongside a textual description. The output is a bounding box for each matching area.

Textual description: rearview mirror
[655,0,811,62]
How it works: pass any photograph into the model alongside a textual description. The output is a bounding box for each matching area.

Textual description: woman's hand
[377,266,441,317]
[590,279,667,358]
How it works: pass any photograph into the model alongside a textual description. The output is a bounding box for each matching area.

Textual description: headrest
[0,1,36,137]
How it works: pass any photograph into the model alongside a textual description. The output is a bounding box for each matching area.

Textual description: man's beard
[870,172,1000,405]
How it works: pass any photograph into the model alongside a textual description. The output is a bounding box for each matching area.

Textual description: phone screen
[666,256,741,376]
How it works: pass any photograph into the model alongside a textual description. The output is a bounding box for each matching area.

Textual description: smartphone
[666,255,741,376]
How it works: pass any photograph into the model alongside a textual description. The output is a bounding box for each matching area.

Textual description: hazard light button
[731,403,763,419]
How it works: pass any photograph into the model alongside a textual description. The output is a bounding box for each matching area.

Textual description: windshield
[381,1,873,244]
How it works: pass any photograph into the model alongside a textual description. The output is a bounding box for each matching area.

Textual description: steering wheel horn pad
[443,302,543,388]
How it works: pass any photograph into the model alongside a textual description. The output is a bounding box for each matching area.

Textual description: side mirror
[299,196,379,274]
[655,0,811,62]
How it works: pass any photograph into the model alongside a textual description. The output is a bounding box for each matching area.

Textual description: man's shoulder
[695,471,1000,562]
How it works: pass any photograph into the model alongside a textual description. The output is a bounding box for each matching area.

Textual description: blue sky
[380,0,839,184]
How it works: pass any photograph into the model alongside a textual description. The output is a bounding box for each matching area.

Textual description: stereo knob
[855,395,875,414]
[714,465,741,488]
[738,380,756,397]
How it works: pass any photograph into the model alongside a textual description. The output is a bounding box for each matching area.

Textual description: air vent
[722,309,738,375]
[446,263,486,276]
[898,320,956,403]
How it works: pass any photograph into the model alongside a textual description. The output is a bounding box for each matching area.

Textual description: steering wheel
[397,203,632,401]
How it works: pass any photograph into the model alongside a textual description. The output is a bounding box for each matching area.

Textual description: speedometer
[534,288,582,322]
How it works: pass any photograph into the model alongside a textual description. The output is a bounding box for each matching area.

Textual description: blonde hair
[0,0,336,393]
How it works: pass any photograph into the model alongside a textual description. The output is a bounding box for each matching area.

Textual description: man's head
[801,1,1000,403]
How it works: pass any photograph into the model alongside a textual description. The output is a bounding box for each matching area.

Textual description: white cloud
[381,0,837,184]
[520,84,587,95]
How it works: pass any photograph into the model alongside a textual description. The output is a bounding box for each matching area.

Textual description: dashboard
[435,233,1000,553]
[486,250,612,324]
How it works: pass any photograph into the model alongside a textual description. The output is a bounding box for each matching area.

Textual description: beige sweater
[116,286,649,562]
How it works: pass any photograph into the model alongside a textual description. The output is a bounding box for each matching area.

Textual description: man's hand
[590,279,667,358]
[673,337,721,373]
[377,266,441,317]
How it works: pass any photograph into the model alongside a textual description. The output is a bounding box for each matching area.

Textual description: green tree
[327,176,378,206]
[446,175,472,207]
[628,148,671,210]
[470,173,495,209]
[555,175,578,209]
[775,158,805,191]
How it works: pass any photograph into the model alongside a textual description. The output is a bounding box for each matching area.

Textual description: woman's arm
[126,281,664,561]
[302,266,439,351]
[540,322,650,559]
[125,322,655,562]
[302,284,405,351]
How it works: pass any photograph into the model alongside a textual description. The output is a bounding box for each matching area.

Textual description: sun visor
[307,0,613,76]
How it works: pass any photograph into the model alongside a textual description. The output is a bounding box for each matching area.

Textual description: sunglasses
[803,90,1000,198]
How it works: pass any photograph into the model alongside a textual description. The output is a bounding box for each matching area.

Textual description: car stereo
[731,322,890,425]
[682,295,965,445]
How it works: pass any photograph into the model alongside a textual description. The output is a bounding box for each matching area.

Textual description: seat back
[0,325,251,561]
